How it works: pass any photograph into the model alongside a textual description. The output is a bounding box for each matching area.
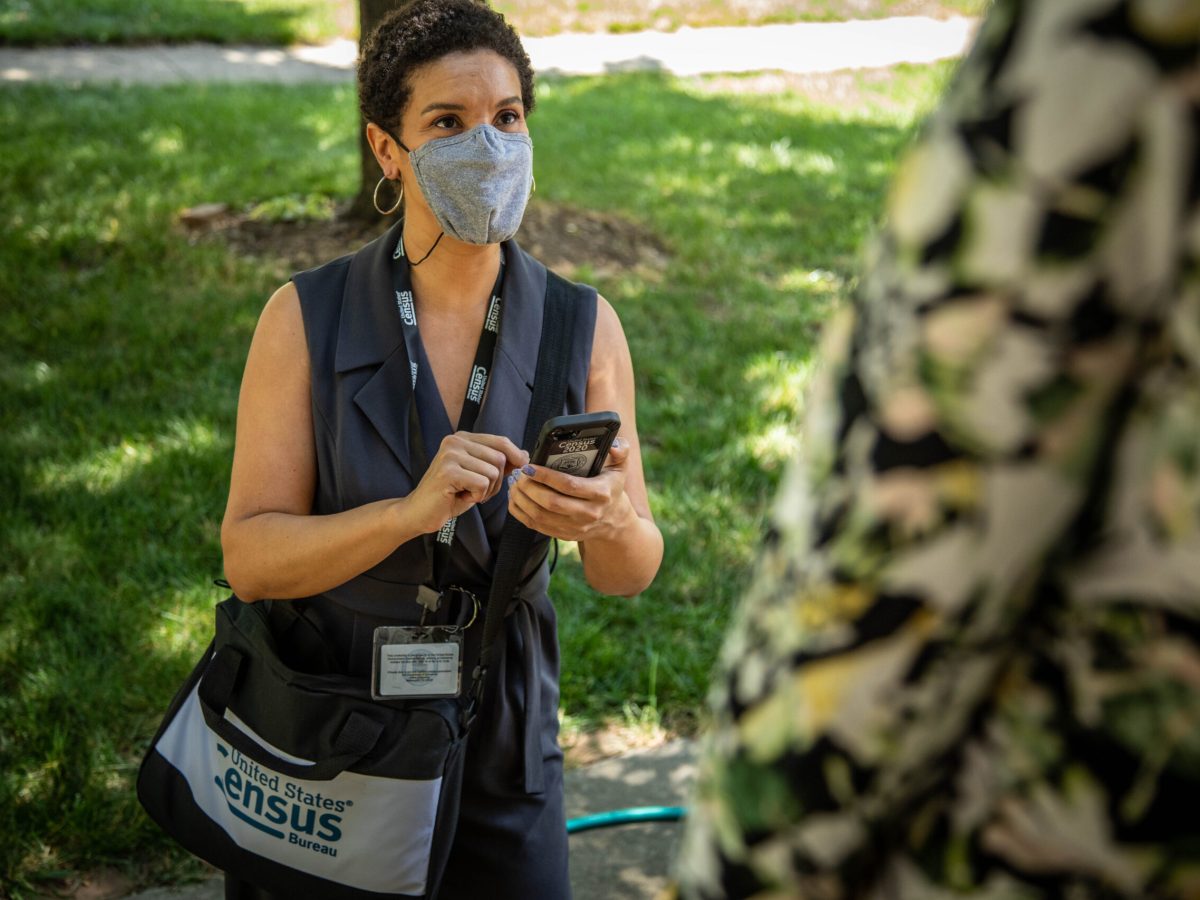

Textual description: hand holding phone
[510,411,629,542]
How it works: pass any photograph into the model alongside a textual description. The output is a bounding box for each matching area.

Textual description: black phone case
[531,412,621,477]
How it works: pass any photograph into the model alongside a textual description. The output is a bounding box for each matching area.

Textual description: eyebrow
[419,97,524,115]
[420,102,466,115]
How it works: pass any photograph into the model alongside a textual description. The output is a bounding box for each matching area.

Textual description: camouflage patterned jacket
[674,1,1200,897]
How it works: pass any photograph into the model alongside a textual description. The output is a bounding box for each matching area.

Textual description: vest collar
[335,219,405,374]
[334,219,547,385]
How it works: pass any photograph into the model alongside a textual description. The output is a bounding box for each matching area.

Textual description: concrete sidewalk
[0,16,976,85]
[121,739,697,900]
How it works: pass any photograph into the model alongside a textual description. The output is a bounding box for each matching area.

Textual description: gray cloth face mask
[399,124,533,246]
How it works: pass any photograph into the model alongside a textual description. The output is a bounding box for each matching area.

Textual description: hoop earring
[373,176,403,215]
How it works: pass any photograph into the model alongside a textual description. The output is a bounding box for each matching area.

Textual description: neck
[403,217,501,314]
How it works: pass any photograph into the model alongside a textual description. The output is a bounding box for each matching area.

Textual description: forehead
[405,49,523,111]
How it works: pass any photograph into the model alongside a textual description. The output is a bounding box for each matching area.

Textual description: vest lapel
[335,221,419,482]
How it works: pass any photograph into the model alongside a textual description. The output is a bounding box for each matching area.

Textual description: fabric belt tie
[504,592,545,795]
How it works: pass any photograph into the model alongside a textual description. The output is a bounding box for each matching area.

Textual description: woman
[219,1,662,897]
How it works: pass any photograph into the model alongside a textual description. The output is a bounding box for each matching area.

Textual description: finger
[449,469,492,503]
[459,432,529,469]
[508,483,580,538]
[443,437,512,499]
[603,436,631,468]
[520,463,608,500]
[513,475,606,521]
[449,437,509,478]
[452,450,506,499]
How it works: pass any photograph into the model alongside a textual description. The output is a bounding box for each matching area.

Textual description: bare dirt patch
[516,201,670,278]
[178,200,670,281]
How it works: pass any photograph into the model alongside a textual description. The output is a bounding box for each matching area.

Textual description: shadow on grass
[0,67,944,886]
[0,234,244,889]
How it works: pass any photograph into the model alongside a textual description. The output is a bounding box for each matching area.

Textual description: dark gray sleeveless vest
[291,220,597,793]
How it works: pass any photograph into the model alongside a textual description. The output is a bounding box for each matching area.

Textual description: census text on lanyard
[391,234,506,602]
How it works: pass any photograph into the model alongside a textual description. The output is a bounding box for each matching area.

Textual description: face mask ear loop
[388,127,411,155]
[408,231,444,267]
[388,128,443,265]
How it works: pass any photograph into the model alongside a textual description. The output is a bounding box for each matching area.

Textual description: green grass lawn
[0,0,987,45]
[0,0,348,45]
[0,64,951,892]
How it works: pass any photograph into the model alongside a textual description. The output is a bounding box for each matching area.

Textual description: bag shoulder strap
[463,270,588,727]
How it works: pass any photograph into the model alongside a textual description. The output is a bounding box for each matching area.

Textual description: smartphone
[530,411,621,478]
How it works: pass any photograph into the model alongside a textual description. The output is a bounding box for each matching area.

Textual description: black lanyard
[392,234,505,590]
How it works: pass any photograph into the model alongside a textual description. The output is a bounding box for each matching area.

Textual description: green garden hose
[566,806,686,834]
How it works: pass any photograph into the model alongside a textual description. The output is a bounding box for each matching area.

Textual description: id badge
[371,625,463,700]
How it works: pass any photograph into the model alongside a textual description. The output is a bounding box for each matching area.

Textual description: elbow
[585,571,654,598]
[220,519,265,602]
[226,577,264,604]
[581,524,663,597]
[583,561,660,598]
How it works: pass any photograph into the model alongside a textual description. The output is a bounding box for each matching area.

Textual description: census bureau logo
[396,290,417,327]
[213,742,350,858]
[484,296,501,333]
[466,365,488,404]
[436,517,457,544]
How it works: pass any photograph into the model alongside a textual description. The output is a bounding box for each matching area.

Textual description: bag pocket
[138,599,467,899]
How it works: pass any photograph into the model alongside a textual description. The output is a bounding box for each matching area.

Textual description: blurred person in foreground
[673,0,1200,896]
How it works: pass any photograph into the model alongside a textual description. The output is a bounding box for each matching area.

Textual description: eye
[432,115,461,129]
[496,110,522,127]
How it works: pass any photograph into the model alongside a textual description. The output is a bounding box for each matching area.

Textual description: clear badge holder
[371,625,465,700]
[370,588,478,701]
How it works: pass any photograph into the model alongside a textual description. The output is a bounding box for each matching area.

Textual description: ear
[365,122,404,180]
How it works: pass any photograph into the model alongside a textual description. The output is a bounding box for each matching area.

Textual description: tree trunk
[344,0,410,222]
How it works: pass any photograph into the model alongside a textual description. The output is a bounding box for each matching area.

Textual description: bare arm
[508,295,662,597]
[221,283,526,602]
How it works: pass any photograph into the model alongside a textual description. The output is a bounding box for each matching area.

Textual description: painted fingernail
[612,437,624,449]
[506,474,516,486]
[522,464,536,476]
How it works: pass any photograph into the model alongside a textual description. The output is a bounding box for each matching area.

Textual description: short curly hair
[358,0,535,138]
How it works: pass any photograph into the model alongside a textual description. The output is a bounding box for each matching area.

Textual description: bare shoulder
[590,294,631,372]
[594,294,624,339]
[259,281,303,336]
[251,282,308,370]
